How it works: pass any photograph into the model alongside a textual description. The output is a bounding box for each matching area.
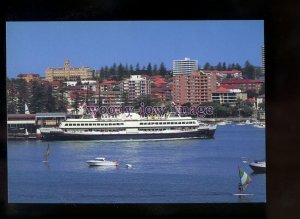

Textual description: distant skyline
[6,21,264,78]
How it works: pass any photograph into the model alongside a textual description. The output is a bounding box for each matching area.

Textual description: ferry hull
[41,129,216,141]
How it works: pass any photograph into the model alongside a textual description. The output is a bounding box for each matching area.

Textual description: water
[7,124,266,203]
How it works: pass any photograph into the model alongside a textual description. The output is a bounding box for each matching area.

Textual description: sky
[6,21,264,78]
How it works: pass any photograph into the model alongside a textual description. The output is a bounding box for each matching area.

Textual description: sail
[25,103,30,114]
[44,144,51,162]
[239,167,251,192]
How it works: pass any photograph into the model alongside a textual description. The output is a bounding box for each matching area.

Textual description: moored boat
[249,160,266,173]
[40,113,217,141]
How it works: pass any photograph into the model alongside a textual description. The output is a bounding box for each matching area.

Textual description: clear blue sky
[6,20,264,78]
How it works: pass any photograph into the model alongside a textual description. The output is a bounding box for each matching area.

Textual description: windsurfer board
[233,193,254,196]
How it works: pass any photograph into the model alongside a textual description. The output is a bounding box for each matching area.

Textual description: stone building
[45,60,93,81]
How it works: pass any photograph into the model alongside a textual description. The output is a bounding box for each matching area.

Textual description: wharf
[7,133,37,140]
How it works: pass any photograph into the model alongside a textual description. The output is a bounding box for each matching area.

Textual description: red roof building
[220,79,264,92]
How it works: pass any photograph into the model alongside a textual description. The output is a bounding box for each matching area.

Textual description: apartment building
[122,75,151,104]
[45,60,93,82]
[172,71,217,105]
[172,57,198,76]
[212,87,246,105]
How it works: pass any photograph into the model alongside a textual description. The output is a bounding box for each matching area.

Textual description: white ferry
[40,113,217,141]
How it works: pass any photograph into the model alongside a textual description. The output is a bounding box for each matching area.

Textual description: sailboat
[236,109,245,125]
[25,103,30,114]
[43,144,51,162]
[233,167,253,196]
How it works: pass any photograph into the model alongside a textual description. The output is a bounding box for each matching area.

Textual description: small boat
[249,160,266,173]
[86,157,119,166]
[253,122,265,128]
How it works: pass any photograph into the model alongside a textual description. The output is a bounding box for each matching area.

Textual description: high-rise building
[172,71,217,105]
[45,60,93,81]
[261,45,265,75]
[172,57,198,76]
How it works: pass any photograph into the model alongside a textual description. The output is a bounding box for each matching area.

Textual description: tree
[203,62,211,70]
[71,91,80,114]
[246,89,258,99]
[222,62,227,71]
[46,85,56,112]
[147,62,153,76]
[135,63,140,74]
[216,62,222,71]
[15,79,29,113]
[243,60,255,79]
[30,80,47,113]
[158,62,167,76]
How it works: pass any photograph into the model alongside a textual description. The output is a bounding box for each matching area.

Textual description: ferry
[40,113,217,141]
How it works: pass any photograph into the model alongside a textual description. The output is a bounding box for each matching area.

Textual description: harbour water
[7,124,266,203]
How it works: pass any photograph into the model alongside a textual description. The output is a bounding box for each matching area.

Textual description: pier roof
[36,112,66,118]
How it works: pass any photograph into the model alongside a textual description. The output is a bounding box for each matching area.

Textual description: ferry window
[163,122,166,124]
[109,123,112,126]
[182,122,185,124]
[81,124,84,126]
[159,122,162,125]
[65,124,69,126]
[140,123,143,125]
[167,122,170,124]
[155,122,158,125]
[89,123,92,126]
[105,124,108,126]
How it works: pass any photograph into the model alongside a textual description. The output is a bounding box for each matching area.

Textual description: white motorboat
[86,157,119,166]
[249,160,266,173]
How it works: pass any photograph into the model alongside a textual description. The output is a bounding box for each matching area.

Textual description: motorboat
[249,160,266,173]
[86,157,119,166]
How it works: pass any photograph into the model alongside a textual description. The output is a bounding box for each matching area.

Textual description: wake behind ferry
[40,112,217,141]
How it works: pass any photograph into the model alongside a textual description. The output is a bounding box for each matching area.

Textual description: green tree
[246,89,258,99]
[243,60,255,79]
[30,80,47,113]
[203,62,211,70]
[15,79,29,113]
[147,62,153,76]
[46,85,56,112]
[222,62,227,71]
[158,62,167,76]
[71,91,80,114]
[216,62,222,71]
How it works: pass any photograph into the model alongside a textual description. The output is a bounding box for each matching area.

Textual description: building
[17,73,40,82]
[45,60,93,82]
[172,71,217,105]
[220,79,264,93]
[212,87,246,105]
[122,75,151,105]
[172,57,198,76]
